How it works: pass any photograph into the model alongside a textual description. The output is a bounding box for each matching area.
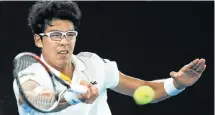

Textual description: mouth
[58,50,69,54]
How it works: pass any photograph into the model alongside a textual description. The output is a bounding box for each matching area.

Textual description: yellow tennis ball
[133,86,155,105]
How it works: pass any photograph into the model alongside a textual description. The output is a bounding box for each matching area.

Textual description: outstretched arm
[111,58,206,103]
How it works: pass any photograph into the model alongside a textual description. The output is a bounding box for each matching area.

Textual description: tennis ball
[133,86,155,105]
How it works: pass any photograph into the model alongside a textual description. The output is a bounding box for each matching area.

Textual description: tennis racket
[13,52,88,113]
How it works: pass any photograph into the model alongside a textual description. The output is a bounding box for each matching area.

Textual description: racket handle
[71,85,88,94]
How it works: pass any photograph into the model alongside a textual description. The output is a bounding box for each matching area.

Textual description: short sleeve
[13,80,20,102]
[103,59,120,89]
[77,52,120,90]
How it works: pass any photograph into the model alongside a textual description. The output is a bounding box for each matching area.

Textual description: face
[34,19,76,69]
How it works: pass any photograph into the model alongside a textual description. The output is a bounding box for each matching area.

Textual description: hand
[77,80,99,104]
[170,58,206,89]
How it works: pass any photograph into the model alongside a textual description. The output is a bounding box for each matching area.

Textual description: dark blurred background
[0,1,214,115]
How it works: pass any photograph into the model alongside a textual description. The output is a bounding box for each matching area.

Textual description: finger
[189,59,199,69]
[192,58,205,70]
[90,85,98,96]
[79,81,91,100]
[184,69,199,76]
[80,88,91,101]
[188,59,199,69]
[87,85,99,104]
[80,80,91,88]
[91,87,99,98]
[195,59,205,72]
[170,71,178,78]
[196,64,206,74]
[192,59,201,70]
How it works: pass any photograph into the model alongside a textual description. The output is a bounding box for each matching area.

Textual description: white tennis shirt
[13,52,120,115]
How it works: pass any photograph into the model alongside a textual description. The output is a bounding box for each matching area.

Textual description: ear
[34,34,43,48]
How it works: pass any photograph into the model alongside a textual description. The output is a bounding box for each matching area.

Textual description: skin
[113,58,206,103]
[20,19,206,112]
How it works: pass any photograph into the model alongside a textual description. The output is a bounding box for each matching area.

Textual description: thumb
[170,71,178,79]
[80,80,91,88]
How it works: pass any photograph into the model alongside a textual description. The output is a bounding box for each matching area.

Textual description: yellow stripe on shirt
[60,73,72,83]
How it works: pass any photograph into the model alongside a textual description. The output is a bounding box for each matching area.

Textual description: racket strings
[26,91,56,109]
[14,53,61,112]
[15,55,37,74]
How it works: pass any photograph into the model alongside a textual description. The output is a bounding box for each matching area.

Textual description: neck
[56,62,74,79]
[42,55,74,79]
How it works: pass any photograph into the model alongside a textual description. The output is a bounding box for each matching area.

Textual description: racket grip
[71,85,88,94]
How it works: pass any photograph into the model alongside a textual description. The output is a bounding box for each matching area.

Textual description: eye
[50,32,62,38]
[67,32,77,37]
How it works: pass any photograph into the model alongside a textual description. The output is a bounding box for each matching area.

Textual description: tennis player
[13,1,206,115]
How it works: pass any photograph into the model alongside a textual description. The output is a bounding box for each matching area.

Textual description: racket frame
[13,52,71,113]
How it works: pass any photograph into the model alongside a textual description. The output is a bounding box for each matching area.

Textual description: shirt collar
[40,54,86,74]
[71,54,86,72]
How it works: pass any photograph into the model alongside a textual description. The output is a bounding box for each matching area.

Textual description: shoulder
[75,52,118,66]
[75,52,120,89]
[76,52,106,64]
[18,63,46,80]
[18,63,44,75]
[17,63,49,85]
[76,52,101,59]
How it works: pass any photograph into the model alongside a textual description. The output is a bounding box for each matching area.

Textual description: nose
[59,35,69,45]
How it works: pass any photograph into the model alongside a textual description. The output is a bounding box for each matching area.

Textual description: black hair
[28,1,82,34]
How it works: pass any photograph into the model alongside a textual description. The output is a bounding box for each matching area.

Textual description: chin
[55,54,71,67]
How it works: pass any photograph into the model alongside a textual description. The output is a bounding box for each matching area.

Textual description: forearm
[144,80,170,103]
[112,72,178,103]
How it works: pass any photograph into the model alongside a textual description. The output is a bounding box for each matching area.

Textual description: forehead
[44,19,75,32]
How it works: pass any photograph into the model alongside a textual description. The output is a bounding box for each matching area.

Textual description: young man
[13,1,206,115]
